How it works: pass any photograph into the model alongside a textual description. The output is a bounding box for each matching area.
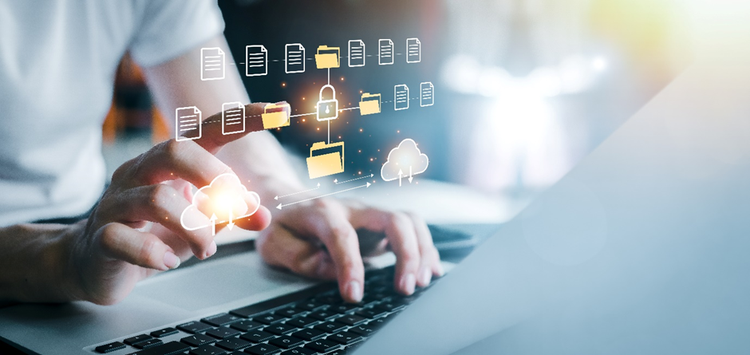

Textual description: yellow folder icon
[359,93,381,115]
[261,102,291,130]
[306,141,345,179]
[315,45,340,69]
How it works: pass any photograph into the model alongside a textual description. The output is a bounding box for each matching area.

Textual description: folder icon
[306,141,345,179]
[359,93,381,116]
[262,102,291,130]
[315,45,340,69]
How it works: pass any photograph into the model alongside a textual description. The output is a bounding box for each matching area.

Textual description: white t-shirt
[0,0,225,226]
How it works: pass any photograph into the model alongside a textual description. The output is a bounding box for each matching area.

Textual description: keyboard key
[124,334,153,346]
[203,313,245,327]
[280,348,315,355]
[190,344,228,355]
[182,334,217,347]
[308,310,338,321]
[291,328,325,341]
[296,300,326,311]
[269,335,304,349]
[314,294,343,304]
[95,341,125,353]
[230,320,264,332]
[275,307,304,318]
[253,313,287,325]
[133,341,190,355]
[348,324,377,336]
[328,304,358,314]
[240,330,275,343]
[265,324,298,336]
[304,339,340,353]
[314,321,346,333]
[216,337,252,351]
[355,308,387,319]
[328,331,362,345]
[244,343,282,355]
[206,327,242,339]
[178,321,214,334]
[335,315,367,326]
[375,300,406,312]
[151,327,178,338]
[285,316,318,328]
[133,339,163,349]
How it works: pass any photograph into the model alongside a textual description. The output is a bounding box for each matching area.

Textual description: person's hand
[256,199,443,303]
[65,104,272,305]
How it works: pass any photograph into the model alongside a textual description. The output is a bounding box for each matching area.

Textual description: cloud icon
[381,138,429,182]
[180,173,261,231]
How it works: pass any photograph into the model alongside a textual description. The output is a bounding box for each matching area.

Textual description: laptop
[2,52,749,355]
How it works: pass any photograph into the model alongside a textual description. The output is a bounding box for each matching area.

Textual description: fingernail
[206,241,217,258]
[436,263,445,277]
[400,273,416,295]
[420,268,432,285]
[163,251,181,269]
[346,280,362,303]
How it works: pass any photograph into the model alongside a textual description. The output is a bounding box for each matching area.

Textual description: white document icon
[406,38,421,63]
[246,45,268,77]
[285,43,305,74]
[348,40,366,67]
[394,84,409,111]
[222,102,246,135]
[201,47,225,81]
[379,39,394,65]
[420,82,434,107]
[176,106,202,141]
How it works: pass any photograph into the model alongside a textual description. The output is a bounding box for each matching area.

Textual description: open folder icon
[315,45,340,69]
[359,93,381,115]
[261,102,291,130]
[306,141,345,179]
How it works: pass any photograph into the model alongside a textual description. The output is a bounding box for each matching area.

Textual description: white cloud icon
[180,173,261,231]
[381,138,429,182]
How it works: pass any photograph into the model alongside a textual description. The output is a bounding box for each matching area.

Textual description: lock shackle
[319,84,336,101]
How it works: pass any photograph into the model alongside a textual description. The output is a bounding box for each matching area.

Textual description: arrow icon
[209,213,218,236]
[227,210,235,231]
[275,183,321,200]
[277,182,371,210]
[408,166,413,184]
[334,174,374,185]
[398,169,403,187]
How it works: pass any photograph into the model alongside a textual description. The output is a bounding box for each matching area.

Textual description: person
[0,1,442,306]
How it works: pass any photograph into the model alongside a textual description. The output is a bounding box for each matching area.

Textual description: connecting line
[290,112,317,118]
[327,68,331,85]
[339,107,360,112]
[277,182,371,210]
[327,120,331,144]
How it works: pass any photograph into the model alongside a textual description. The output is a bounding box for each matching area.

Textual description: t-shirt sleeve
[128,0,225,67]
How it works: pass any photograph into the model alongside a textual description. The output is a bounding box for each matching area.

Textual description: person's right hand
[64,104,272,305]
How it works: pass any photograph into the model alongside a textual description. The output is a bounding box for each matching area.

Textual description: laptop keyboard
[93,267,436,355]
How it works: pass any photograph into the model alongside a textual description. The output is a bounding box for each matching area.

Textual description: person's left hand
[255,199,443,303]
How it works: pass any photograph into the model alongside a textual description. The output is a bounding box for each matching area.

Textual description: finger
[100,184,216,259]
[195,102,279,154]
[256,224,336,280]
[97,222,181,271]
[351,208,421,296]
[280,201,365,303]
[234,205,273,231]
[406,212,443,287]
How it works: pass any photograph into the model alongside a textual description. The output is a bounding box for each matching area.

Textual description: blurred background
[103,0,691,204]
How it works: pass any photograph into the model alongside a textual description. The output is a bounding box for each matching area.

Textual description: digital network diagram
[180,37,435,228]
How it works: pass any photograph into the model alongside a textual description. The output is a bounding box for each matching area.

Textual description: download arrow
[210,213,218,236]
[277,182,371,210]
[227,209,235,231]
[408,165,413,184]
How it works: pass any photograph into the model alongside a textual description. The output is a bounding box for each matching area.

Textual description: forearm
[0,222,81,304]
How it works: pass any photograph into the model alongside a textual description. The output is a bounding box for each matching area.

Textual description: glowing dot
[302,97,306,101]
[165,217,169,220]
[359,128,363,132]
[340,77,345,81]
[281,82,286,87]
[358,171,362,175]
[397,130,400,133]
[302,118,306,122]
[359,90,363,94]
[317,128,320,131]
[358,150,362,153]
[370,158,374,161]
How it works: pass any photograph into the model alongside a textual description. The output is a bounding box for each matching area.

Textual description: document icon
[246,45,268,77]
[348,40,365,67]
[420,82,434,107]
[285,43,305,74]
[406,38,421,63]
[359,93,381,115]
[315,45,340,69]
[379,39,394,65]
[201,47,225,81]
[222,102,245,135]
[394,84,409,111]
[306,141,345,179]
[176,106,202,141]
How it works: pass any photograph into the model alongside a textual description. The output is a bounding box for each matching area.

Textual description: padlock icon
[316,84,339,122]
